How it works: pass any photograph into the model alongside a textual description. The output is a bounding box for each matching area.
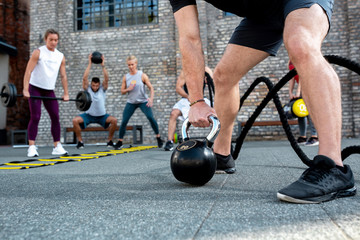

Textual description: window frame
[74,0,159,31]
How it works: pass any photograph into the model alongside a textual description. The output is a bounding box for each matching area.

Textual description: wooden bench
[233,120,299,141]
[178,120,299,143]
[63,125,143,144]
[237,119,298,135]
[239,120,298,128]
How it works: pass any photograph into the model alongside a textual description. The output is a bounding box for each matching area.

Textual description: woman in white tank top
[22,29,69,157]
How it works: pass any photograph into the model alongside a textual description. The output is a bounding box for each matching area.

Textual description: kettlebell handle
[182,116,221,143]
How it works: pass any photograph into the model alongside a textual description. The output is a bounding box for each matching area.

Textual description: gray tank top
[126,70,148,104]
[86,85,106,116]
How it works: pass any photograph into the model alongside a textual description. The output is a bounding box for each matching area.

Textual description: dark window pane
[75,0,158,30]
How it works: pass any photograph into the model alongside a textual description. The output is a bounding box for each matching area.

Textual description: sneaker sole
[215,168,236,174]
[27,154,39,158]
[277,186,357,204]
[305,142,319,147]
[52,152,68,156]
[164,147,174,151]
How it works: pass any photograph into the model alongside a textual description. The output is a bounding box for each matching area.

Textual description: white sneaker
[52,143,68,155]
[27,145,39,157]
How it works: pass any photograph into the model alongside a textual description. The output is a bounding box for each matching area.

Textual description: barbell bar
[0,83,92,112]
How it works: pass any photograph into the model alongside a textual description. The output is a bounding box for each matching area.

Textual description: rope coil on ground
[232,55,360,166]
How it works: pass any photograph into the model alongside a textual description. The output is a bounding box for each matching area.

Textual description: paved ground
[0,138,359,240]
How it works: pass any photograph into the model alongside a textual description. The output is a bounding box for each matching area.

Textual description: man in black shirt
[169,0,356,203]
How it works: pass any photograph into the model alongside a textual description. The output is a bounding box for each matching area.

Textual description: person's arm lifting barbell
[59,56,69,101]
[23,47,69,101]
[23,49,40,98]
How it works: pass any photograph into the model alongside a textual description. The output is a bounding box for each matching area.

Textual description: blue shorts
[79,113,110,129]
[229,0,334,56]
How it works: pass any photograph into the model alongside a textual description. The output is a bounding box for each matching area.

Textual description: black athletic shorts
[229,0,334,56]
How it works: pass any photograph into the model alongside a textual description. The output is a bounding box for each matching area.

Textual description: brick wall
[26,0,359,145]
[0,0,30,140]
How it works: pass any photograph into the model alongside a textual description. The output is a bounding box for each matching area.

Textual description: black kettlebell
[170,116,220,185]
[91,51,103,64]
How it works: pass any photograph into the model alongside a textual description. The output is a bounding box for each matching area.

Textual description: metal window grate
[75,0,158,30]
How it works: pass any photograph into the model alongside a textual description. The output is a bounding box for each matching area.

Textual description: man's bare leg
[167,109,182,141]
[284,4,342,165]
[106,116,117,142]
[72,116,84,143]
[277,4,356,204]
[213,44,269,156]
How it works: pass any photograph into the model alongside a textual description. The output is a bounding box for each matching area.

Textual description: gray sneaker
[114,141,123,150]
[106,140,114,148]
[305,137,319,146]
[164,140,174,151]
[297,137,307,145]
[215,153,236,174]
[76,141,84,149]
[277,155,356,203]
[157,137,164,148]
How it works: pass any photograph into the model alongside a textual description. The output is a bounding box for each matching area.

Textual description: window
[75,0,158,30]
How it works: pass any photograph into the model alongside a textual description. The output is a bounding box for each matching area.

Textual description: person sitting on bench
[72,53,117,149]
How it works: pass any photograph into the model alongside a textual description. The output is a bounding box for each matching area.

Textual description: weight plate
[9,83,17,107]
[1,84,9,107]
[76,91,92,111]
[75,91,85,111]
[84,91,92,111]
[1,83,17,108]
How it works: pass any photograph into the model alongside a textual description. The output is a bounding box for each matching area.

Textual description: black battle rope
[205,72,215,108]
[232,55,360,167]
